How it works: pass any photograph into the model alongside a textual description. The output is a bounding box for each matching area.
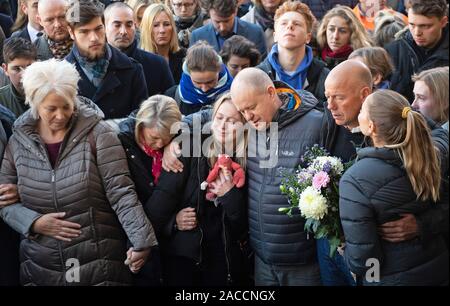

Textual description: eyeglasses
[172,2,195,9]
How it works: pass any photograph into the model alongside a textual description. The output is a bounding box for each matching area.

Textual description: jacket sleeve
[131,62,149,111]
[217,185,248,241]
[416,124,449,242]
[189,29,199,47]
[144,156,191,238]
[0,144,42,237]
[339,172,383,277]
[182,108,213,130]
[93,123,157,250]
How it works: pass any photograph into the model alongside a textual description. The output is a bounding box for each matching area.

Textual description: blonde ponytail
[366,90,441,202]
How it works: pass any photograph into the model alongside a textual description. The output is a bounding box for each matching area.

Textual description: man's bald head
[324,60,373,129]
[326,59,373,90]
[104,1,136,50]
[104,1,133,24]
[38,0,68,15]
[231,67,274,96]
[231,68,281,130]
[37,0,70,42]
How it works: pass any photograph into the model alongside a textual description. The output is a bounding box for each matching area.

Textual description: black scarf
[254,4,275,31]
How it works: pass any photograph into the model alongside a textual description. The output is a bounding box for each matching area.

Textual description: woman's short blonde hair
[139,3,180,54]
[22,58,80,119]
[134,95,182,144]
[317,5,373,50]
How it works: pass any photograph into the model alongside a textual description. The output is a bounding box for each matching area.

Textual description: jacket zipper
[257,136,270,251]
[221,210,232,285]
[48,146,67,285]
[197,157,204,265]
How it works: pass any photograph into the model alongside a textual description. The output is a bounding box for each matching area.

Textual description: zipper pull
[307,232,310,240]
[51,170,55,183]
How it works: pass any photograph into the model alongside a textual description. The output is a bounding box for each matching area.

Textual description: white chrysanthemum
[298,186,328,220]
[309,156,344,175]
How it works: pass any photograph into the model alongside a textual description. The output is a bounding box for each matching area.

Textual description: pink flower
[312,171,330,190]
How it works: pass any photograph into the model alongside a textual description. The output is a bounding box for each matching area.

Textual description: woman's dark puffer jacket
[145,142,249,285]
[339,147,448,286]
[0,102,157,286]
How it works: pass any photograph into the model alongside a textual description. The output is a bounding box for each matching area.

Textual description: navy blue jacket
[10,26,30,41]
[123,40,174,96]
[340,147,448,285]
[190,17,267,59]
[65,44,148,119]
[246,82,322,265]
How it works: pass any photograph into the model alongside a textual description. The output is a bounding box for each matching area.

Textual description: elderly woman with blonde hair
[118,95,182,285]
[0,58,157,286]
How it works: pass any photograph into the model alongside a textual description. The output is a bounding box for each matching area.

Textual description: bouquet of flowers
[278,145,348,258]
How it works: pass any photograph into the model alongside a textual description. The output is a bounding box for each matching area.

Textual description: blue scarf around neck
[268,44,313,91]
[73,44,111,88]
[178,63,233,105]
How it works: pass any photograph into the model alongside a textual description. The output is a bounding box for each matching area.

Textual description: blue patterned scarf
[178,63,233,105]
[73,44,111,88]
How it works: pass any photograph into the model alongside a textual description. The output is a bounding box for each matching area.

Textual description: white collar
[27,23,41,43]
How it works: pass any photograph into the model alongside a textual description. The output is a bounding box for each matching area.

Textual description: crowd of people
[0,0,448,286]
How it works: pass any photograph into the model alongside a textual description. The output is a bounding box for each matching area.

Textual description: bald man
[322,59,373,162]
[35,0,72,60]
[321,59,449,286]
[231,68,324,286]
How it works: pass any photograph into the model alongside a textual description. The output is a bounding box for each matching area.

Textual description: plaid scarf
[73,44,111,88]
[47,36,73,59]
[254,4,275,31]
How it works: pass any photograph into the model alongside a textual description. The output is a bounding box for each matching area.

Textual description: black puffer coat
[145,141,249,285]
[340,147,449,286]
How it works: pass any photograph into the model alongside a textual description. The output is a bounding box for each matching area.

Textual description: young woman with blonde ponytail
[339,90,449,286]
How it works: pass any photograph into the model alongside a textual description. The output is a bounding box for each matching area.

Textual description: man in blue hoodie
[258,1,329,107]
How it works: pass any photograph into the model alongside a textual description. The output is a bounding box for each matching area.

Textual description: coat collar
[66,44,135,102]
[13,100,103,162]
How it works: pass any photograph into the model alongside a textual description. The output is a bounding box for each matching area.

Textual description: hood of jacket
[272,80,319,129]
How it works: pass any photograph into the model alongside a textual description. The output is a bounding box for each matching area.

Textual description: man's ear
[369,119,378,139]
[440,15,448,28]
[37,13,42,27]
[21,1,28,15]
[360,86,371,101]
[2,63,9,76]
[305,32,312,45]
[67,26,75,41]
[373,73,383,86]
[267,85,277,99]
